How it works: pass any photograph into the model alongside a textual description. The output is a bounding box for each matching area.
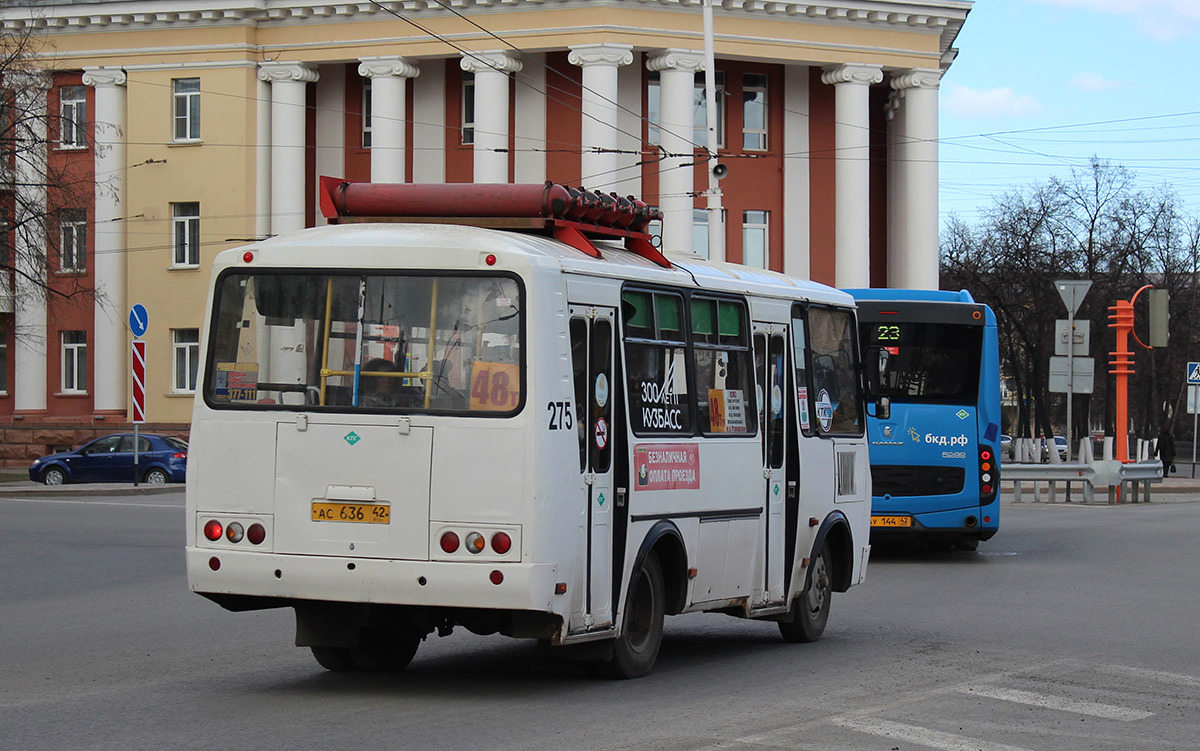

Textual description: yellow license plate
[312,502,390,524]
[871,515,912,528]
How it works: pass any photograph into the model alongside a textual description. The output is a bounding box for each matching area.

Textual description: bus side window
[622,290,692,436]
[807,306,863,436]
[692,297,753,435]
[791,309,813,436]
[570,318,588,473]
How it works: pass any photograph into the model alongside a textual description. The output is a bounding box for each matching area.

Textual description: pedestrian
[1155,426,1176,476]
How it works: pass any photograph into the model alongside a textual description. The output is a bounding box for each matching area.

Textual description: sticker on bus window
[469,361,520,411]
[816,389,833,432]
[213,362,259,402]
[797,386,811,431]
[595,373,609,409]
[634,443,699,490]
[707,389,747,433]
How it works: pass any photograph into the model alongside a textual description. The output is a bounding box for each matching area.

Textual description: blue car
[29,433,188,485]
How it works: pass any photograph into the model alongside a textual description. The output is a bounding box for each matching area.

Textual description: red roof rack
[318,177,670,268]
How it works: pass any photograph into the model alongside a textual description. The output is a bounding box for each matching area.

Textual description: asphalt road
[3,490,1199,750]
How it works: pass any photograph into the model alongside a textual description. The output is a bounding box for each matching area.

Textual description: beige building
[0,0,970,461]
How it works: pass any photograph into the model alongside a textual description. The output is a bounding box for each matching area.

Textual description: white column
[892,68,942,290]
[359,56,419,183]
[256,76,271,239]
[83,67,128,414]
[514,52,546,184]
[314,64,345,227]
[647,49,704,255]
[570,43,633,193]
[783,64,810,280]
[462,51,522,183]
[616,55,643,197]
[821,63,882,288]
[412,60,446,184]
[886,87,907,287]
[259,62,318,235]
[13,74,48,412]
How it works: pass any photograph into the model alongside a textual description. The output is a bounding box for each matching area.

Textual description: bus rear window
[204,271,523,414]
[863,322,981,403]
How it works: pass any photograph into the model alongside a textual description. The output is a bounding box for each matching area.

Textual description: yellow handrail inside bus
[425,279,439,409]
[320,277,334,406]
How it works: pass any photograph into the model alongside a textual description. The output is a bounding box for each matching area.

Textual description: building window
[60,209,86,272]
[742,73,768,151]
[60,85,86,148]
[173,328,200,393]
[461,71,475,145]
[692,208,709,260]
[0,342,7,393]
[742,210,768,269]
[61,331,87,393]
[172,202,200,267]
[362,78,372,148]
[647,71,725,149]
[173,78,201,141]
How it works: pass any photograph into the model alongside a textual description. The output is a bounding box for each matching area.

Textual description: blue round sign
[128,304,149,338]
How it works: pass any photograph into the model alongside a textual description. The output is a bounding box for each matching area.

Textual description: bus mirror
[863,346,889,396]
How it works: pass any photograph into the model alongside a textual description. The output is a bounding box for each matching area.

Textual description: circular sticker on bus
[595,418,609,450]
[594,372,609,409]
[771,384,783,418]
[816,389,834,432]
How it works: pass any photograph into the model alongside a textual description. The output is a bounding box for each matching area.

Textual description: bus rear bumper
[186,548,560,613]
[870,500,999,541]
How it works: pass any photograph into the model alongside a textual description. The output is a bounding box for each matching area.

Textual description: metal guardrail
[1005,460,1162,504]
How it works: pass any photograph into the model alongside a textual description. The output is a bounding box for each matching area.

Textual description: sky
[938,0,1200,227]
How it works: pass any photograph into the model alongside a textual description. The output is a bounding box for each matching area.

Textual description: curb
[0,483,184,498]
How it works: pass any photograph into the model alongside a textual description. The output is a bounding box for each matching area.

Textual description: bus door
[753,325,788,607]
[569,305,616,631]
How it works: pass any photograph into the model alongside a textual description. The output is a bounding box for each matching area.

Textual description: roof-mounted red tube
[321,178,573,221]
[317,176,669,268]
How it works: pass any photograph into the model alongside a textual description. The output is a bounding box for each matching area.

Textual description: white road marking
[829,716,1037,751]
[1089,662,1200,689]
[958,685,1153,721]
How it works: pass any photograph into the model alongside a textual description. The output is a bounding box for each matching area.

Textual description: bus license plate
[312,502,390,524]
[871,515,912,528]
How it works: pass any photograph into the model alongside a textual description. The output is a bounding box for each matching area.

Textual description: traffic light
[1148,289,1169,347]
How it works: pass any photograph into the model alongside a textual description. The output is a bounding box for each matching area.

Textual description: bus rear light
[243,251,254,263]
[204,520,223,541]
[982,484,992,495]
[982,473,992,483]
[489,570,504,585]
[225,522,245,543]
[491,532,512,554]
[981,450,992,461]
[439,531,460,554]
[208,557,221,571]
[982,462,991,472]
[465,532,485,554]
[247,524,266,545]
[485,253,497,266]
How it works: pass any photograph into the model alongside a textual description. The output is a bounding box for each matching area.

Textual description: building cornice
[7,0,972,66]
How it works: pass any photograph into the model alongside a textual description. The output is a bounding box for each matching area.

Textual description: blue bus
[846,289,1001,550]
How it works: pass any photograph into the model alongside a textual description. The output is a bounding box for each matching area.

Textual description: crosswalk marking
[829,716,1037,751]
[958,685,1153,721]
[1090,662,1200,689]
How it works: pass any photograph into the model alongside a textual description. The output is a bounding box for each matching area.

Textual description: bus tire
[955,538,979,552]
[779,542,831,643]
[310,646,358,671]
[350,628,420,672]
[597,552,665,679]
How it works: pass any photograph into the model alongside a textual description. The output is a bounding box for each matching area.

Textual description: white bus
[186,182,871,678]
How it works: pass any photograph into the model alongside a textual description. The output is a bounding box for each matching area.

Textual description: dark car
[29,433,188,486]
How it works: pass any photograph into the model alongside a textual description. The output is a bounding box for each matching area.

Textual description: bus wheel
[955,538,979,552]
[597,552,665,679]
[779,543,831,643]
[310,646,358,671]
[350,628,420,672]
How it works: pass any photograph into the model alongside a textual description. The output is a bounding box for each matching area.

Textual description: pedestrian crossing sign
[1188,362,1200,385]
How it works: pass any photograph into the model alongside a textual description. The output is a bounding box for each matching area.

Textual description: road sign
[128,304,149,338]
[1055,280,1092,316]
[1049,356,1094,394]
[1188,362,1200,385]
[1189,385,1199,415]
[1054,320,1090,357]
[132,341,146,424]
